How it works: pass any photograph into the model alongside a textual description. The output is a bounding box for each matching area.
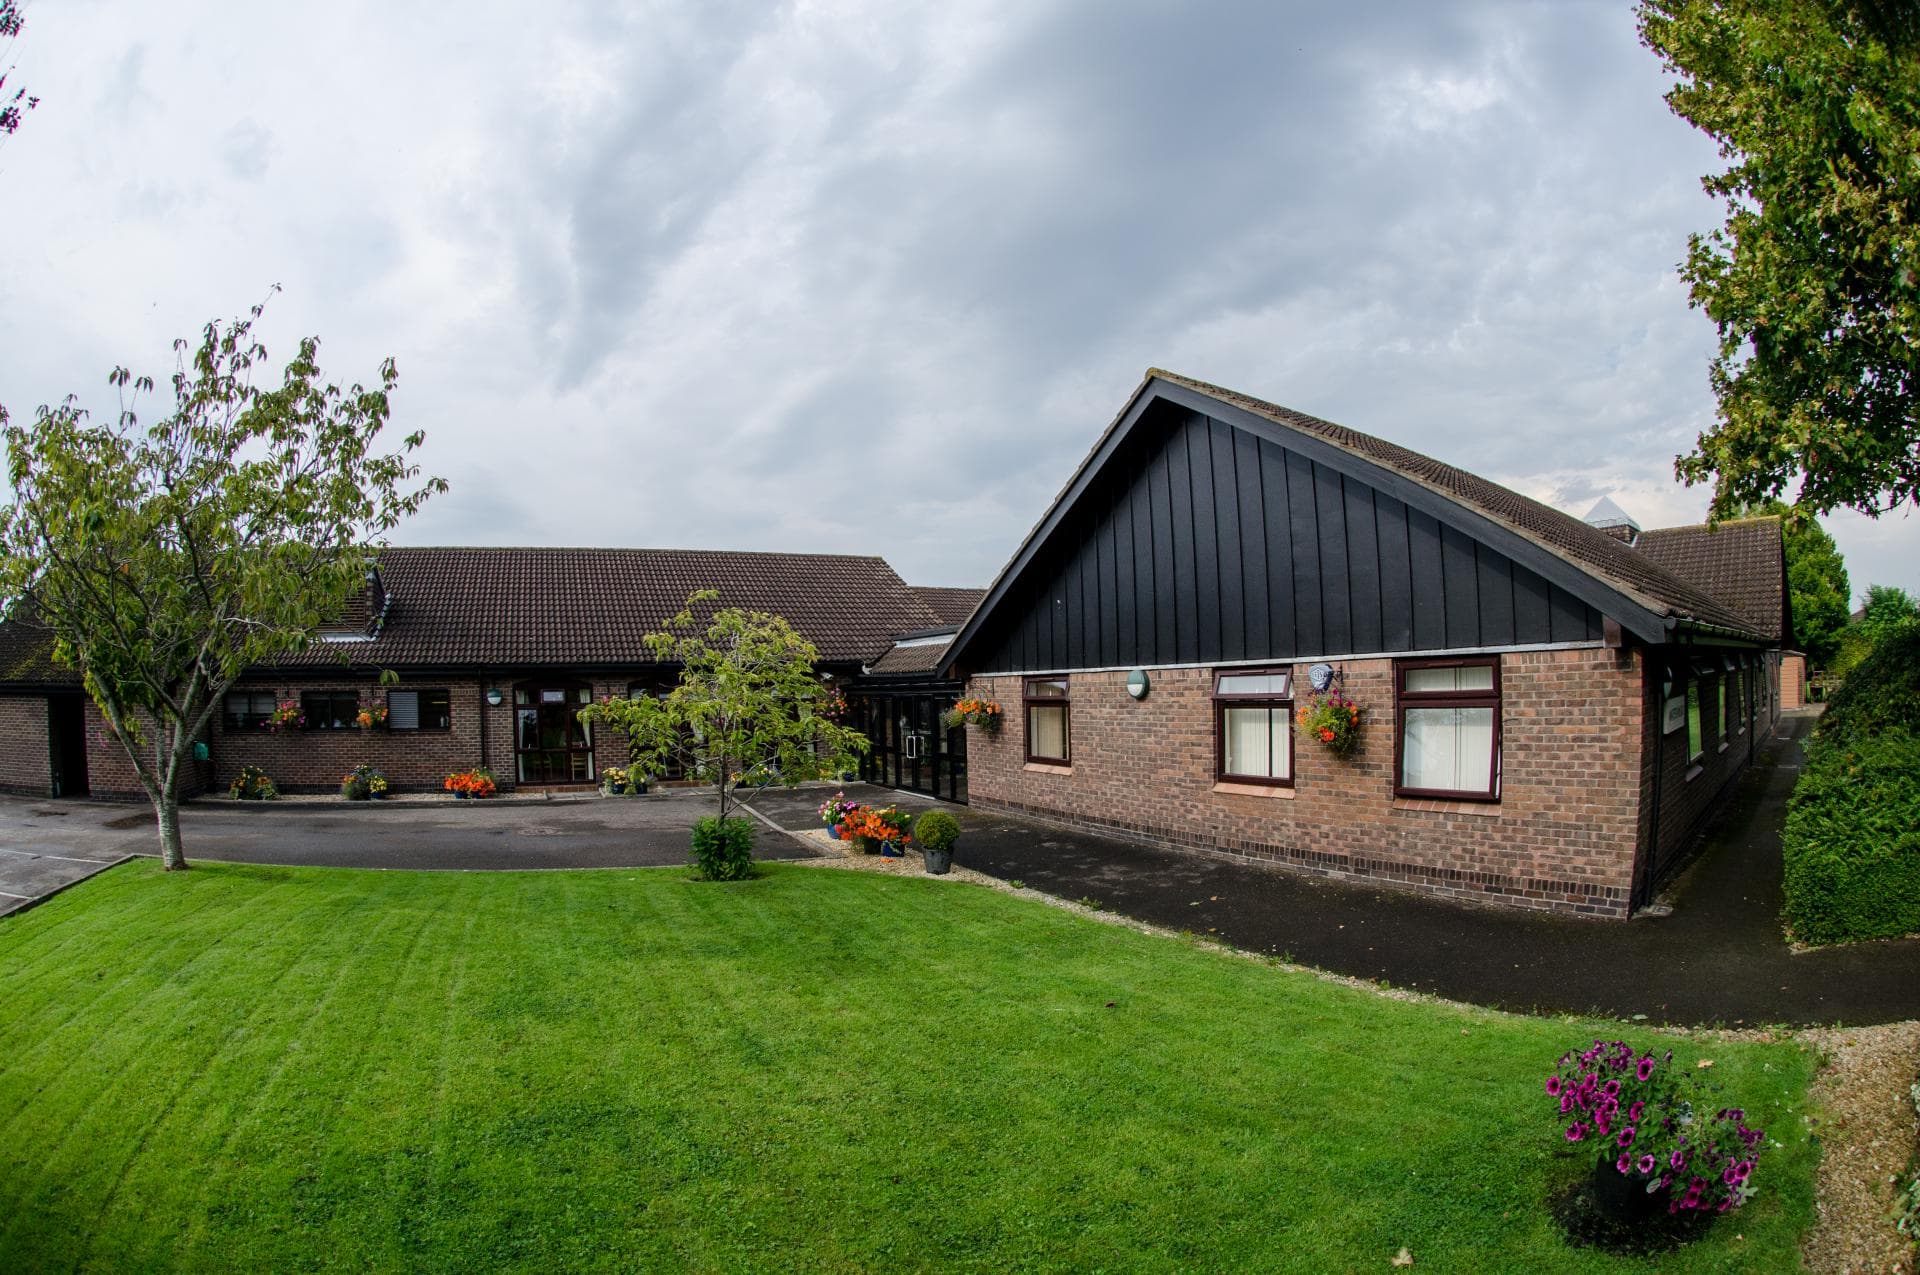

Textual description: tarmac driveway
[0,787,820,913]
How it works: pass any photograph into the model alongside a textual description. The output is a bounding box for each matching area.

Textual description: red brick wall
[966,647,1649,917]
[84,705,213,801]
[0,696,51,796]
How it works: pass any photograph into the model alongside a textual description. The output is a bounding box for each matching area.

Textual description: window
[387,689,451,731]
[302,690,360,731]
[1731,657,1746,735]
[223,691,276,731]
[1396,658,1500,800]
[1024,677,1070,764]
[1214,670,1293,785]
[1685,682,1703,763]
[1718,657,1734,743]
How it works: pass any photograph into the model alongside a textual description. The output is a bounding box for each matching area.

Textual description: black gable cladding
[960,400,1601,674]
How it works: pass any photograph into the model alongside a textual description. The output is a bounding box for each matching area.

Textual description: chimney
[1582,495,1641,547]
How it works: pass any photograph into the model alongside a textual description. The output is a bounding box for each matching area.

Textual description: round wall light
[485,687,504,707]
[1126,668,1151,700]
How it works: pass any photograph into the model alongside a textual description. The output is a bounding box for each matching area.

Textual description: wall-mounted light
[485,687,504,707]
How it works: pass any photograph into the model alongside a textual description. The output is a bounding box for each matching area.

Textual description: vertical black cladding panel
[1166,421,1198,663]
[1440,524,1480,648]
[1513,562,1552,643]
[1211,420,1245,663]
[1546,583,1590,643]
[1478,548,1515,649]
[1314,463,1352,656]
[1234,430,1269,658]
[1125,470,1151,662]
[1050,553,1068,668]
[1287,451,1322,656]
[1345,482,1382,654]
[1187,418,1222,663]
[1261,438,1296,657]
[1376,494,1414,651]
[1149,443,1176,663]
[1408,509,1446,650]
[1094,502,1116,669]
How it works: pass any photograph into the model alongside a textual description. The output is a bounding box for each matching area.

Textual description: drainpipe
[477,673,489,771]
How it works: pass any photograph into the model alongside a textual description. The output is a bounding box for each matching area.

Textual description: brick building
[0,548,946,799]
[940,371,1791,917]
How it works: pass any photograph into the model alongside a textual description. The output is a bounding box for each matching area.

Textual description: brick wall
[966,647,1649,917]
[0,696,51,796]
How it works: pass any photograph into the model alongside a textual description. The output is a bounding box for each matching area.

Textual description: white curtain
[1401,707,1494,793]
[1224,707,1288,779]
[1029,705,1068,760]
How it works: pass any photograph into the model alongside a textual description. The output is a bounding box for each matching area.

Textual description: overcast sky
[2,0,1913,603]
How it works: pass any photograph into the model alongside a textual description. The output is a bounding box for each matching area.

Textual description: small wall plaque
[1126,668,1151,700]
[1308,663,1335,692]
[1662,695,1687,734]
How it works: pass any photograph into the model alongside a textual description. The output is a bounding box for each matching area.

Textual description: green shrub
[228,765,278,800]
[1815,626,1920,745]
[690,816,755,881]
[914,809,961,853]
[1782,727,1920,944]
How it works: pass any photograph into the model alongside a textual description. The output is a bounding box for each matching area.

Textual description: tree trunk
[154,792,188,871]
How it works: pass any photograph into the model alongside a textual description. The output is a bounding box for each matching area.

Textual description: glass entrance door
[856,692,966,803]
[514,683,596,784]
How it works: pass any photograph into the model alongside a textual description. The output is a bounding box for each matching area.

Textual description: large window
[1396,658,1500,800]
[387,689,451,731]
[1685,681,1704,763]
[1024,677,1070,764]
[223,691,276,731]
[1214,669,1293,786]
[302,690,360,731]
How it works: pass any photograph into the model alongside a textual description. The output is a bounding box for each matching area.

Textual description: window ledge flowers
[1295,690,1362,757]
[265,699,305,734]
[354,705,388,731]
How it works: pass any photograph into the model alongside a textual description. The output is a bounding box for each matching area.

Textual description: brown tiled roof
[274,547,942,669]
[0,611,77,686]
[907,586,986,628]
[1635,518,1788,643]
[867,636,955,676]
[1150,370,1762,638]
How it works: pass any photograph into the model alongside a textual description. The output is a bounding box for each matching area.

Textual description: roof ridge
[375,545,889,562]
[1147,368,1758,636]
[1641,515,1783,535]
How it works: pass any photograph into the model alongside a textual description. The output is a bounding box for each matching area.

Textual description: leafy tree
[0,0,37,136]
[1639,1,1920,518]
[579,592,868,868]
[0,297,446,869]
[1858,583,1920,643]
[1740,500,1849,664]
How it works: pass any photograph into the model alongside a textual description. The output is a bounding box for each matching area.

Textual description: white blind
[1223,706,1289,779]
[387,691,420,731]
[1028,705,1068,760]
[1405,665,1494,694]
[1402,706,1495,793]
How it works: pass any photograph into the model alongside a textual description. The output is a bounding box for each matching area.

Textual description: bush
[228,765,278,800]
[1815,625,1920,745]
[340,764,388,801]
[914,809,960,853]
[1782,727,1920,944]
[443,768,496,799]
[690,815,755,881]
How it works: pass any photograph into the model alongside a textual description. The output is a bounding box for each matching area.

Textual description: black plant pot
[1591,1155,1670,1223]
[923,847,953,875]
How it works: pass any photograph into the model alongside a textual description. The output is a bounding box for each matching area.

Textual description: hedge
[1781,727,1920,945]
[1813,625,1920,745]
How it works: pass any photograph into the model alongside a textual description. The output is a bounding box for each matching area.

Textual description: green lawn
[0,860,1817,1273]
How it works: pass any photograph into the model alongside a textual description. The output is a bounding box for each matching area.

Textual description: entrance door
[514,683,596,784]
[47,696,89,798]
[857,692,966,803]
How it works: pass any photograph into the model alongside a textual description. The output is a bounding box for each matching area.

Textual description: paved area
[811,713,1918,1028]
[0,787,819,911]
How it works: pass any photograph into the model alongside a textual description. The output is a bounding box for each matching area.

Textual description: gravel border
[788,828,1920,1269]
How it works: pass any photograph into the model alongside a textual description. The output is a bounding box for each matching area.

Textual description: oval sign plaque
[1308,663,1335,692]
[1126,668,1150,700]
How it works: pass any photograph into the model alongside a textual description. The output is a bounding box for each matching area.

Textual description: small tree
[0,1,38,139]
[579,592,868,865]
[0,296,446,868]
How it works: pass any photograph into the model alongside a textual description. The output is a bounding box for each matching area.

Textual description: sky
[2,0,1914,603]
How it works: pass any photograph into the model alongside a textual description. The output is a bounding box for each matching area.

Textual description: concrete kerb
[0,854,134,919]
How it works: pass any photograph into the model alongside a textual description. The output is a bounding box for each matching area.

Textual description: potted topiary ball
[914,809,960,875]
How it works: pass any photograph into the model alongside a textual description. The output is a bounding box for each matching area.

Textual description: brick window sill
[1023,762,1073,776]
[1212,782,1296,800]
[1391,797,1501,818]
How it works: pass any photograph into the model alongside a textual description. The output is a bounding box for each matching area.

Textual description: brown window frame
[1023,676,1071,765]
[386,688,452,732]
[1213,668,1294,787]
[301,689,361,732]
[1394,656,1502,802]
